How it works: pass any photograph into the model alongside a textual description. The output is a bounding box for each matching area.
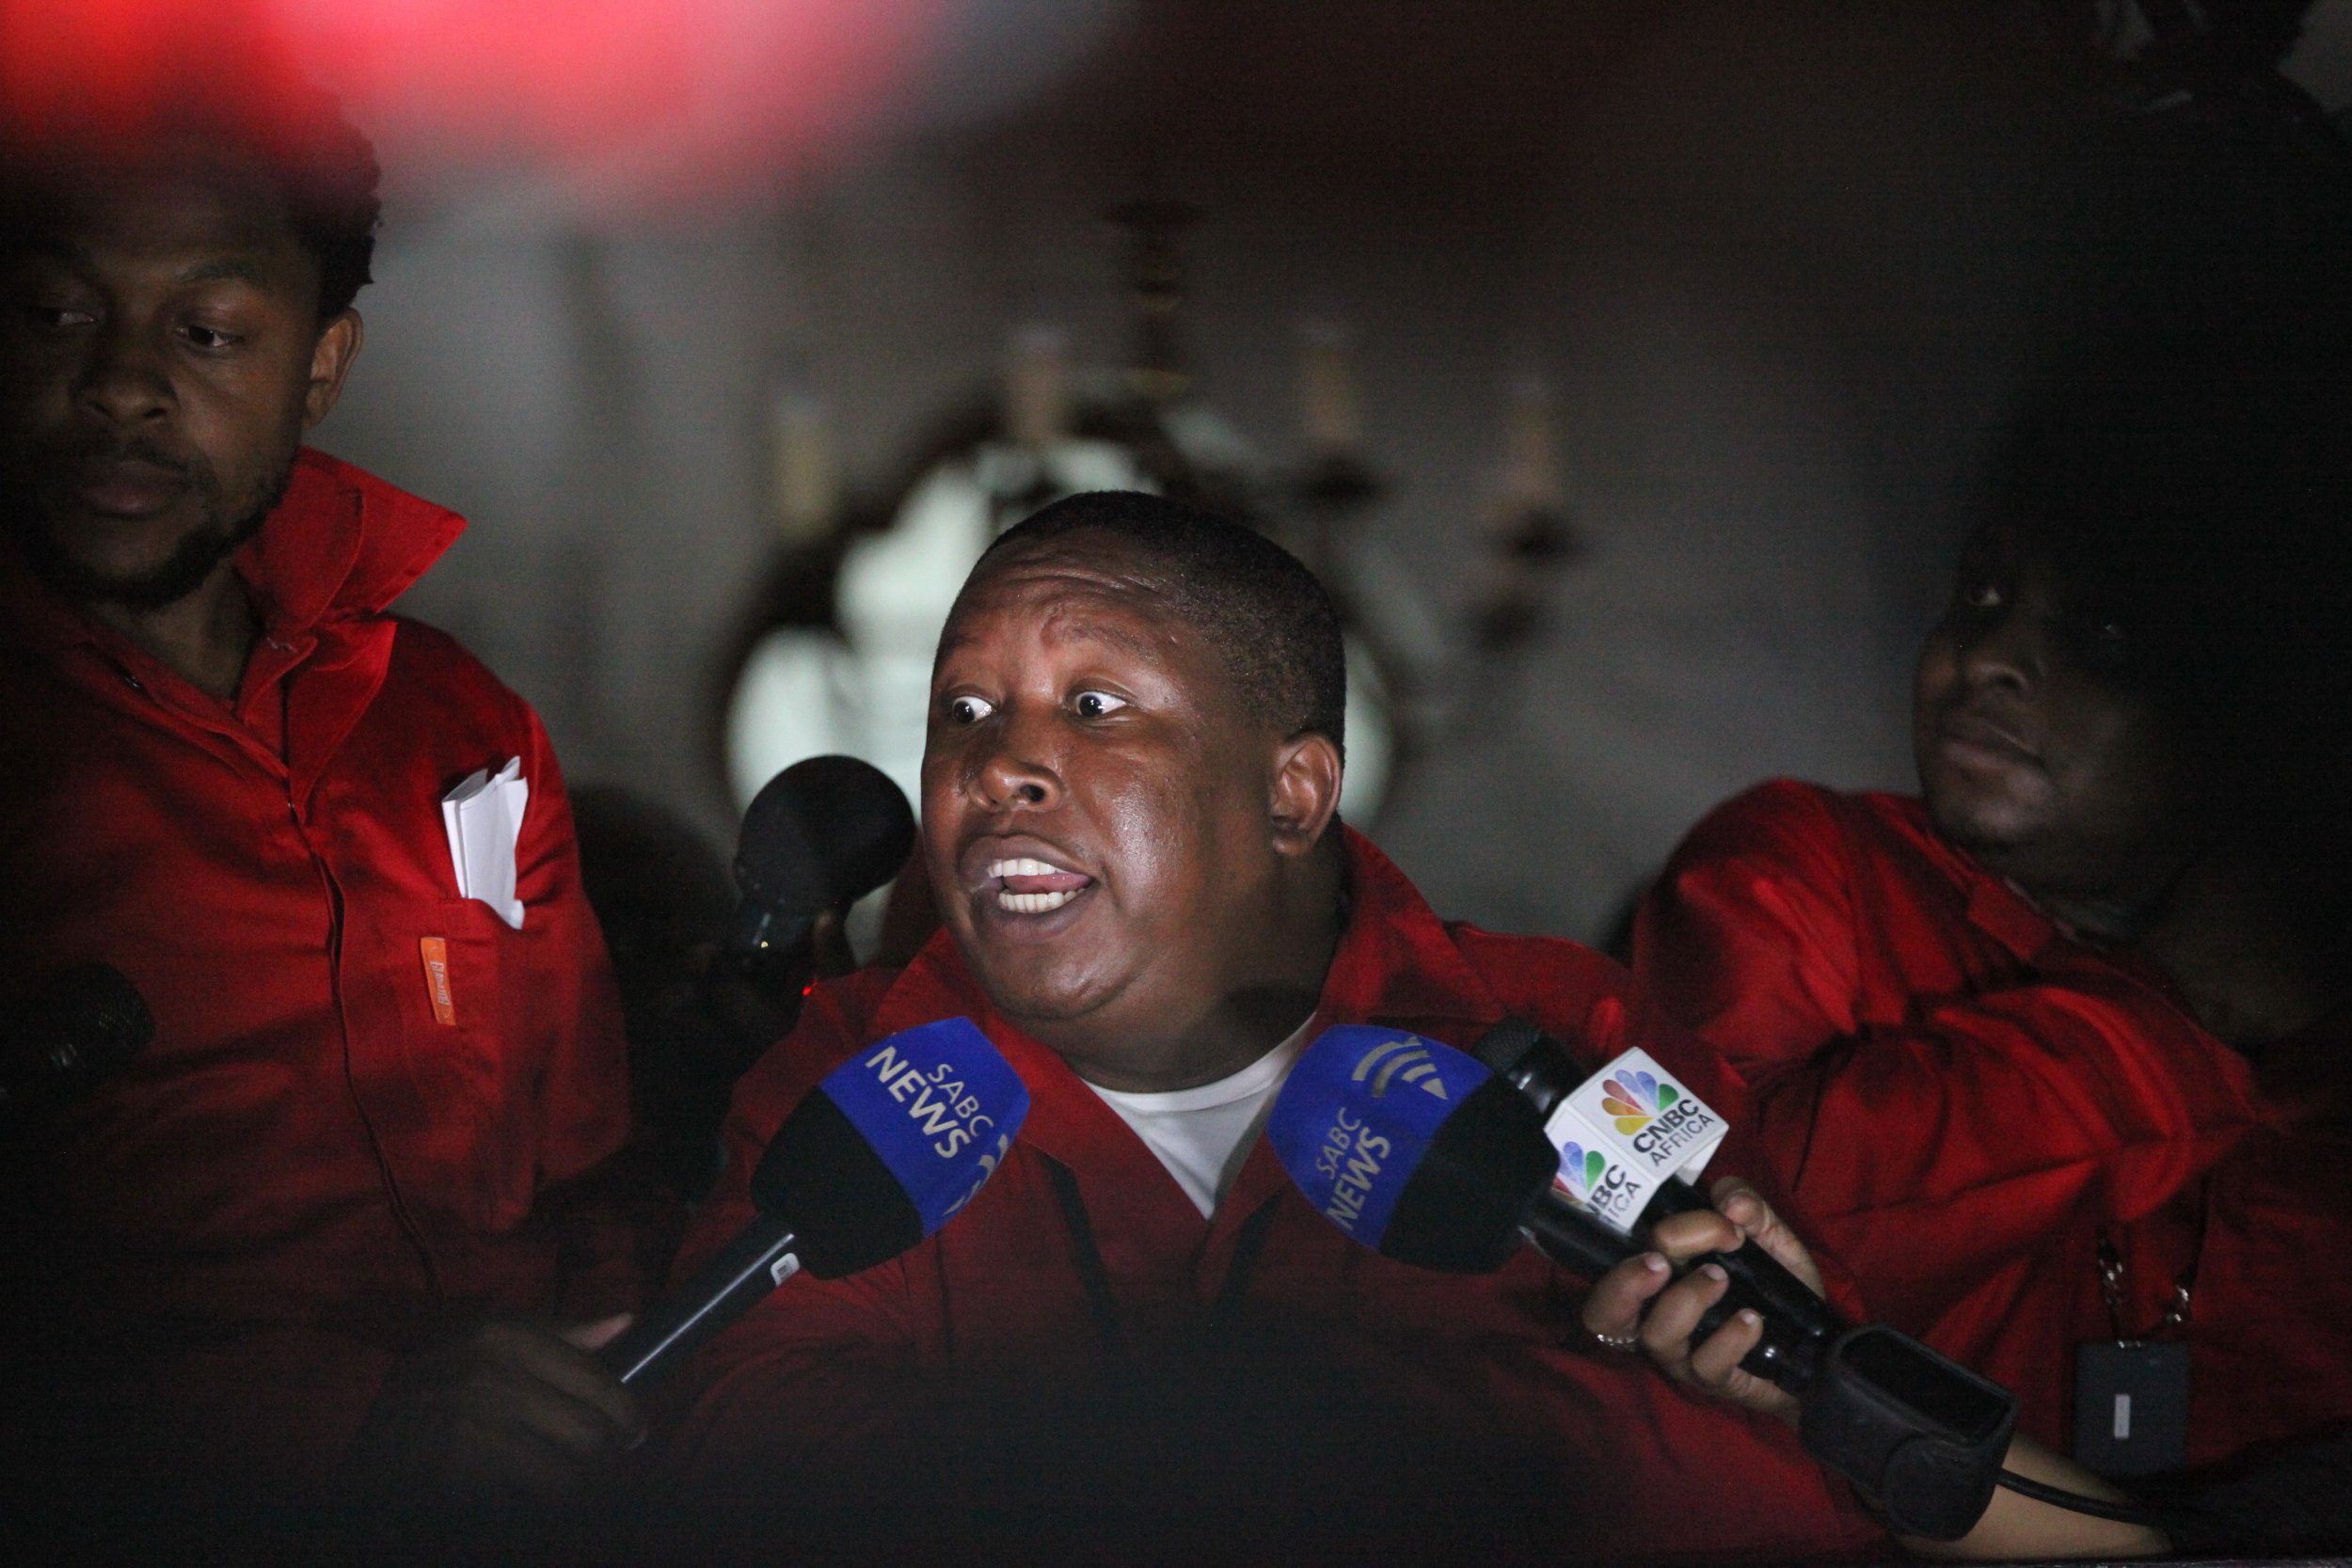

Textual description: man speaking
[654,494,1882,1562]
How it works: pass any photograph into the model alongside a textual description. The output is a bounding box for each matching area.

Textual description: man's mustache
[57,436,195,476]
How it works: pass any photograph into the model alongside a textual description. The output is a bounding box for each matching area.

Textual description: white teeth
[997,888,1077,914]
[987,856,1073,879]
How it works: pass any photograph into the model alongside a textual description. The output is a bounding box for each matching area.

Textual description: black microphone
[603,1017,1029,1386]
[727,756,916,972]
[1,964,153,1123]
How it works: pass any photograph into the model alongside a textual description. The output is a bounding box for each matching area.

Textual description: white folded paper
[441,756,529,930]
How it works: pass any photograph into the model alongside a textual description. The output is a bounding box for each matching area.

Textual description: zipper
[288,786,442,1297]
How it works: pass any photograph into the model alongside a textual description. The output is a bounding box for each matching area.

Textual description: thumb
[559,1311,635,1354]
[1709,1178,1825,1297]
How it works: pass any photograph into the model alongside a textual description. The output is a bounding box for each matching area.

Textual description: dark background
[309,0,2352,942]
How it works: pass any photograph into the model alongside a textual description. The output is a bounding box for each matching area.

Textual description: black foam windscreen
[747,1087,928,1279]
[735,756,915,927]
[1378,1076,1559,1274]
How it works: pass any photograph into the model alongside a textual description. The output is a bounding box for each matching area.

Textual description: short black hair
[0,83,380,323]
[257,84,382,322]
[979,491,1347,755]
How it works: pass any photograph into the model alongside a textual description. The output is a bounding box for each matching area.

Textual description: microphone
[1470,1020,1845,1379]
[1,964,154,1123]
[727,756,916,972]
[603,1017,1029,1386]
[1269,1024,2022,1540]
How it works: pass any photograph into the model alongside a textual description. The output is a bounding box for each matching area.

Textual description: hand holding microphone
[1266,1022,2025,1541]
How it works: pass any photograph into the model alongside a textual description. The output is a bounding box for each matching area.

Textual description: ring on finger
[1588,1326,1641,1353]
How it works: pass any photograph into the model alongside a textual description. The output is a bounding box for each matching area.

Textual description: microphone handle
[1522,1191,1832,1393]
[1645,1180,1847,1354]
[603,1212,803,1387]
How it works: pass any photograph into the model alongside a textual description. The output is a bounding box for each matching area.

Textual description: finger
[1645,1209,1744,1265]
[455,1359,635,1458]
[1579,1252,1670,1339]
[1709,1178,1824,1295]
[1685,1306,1803,1423]
[561,1312,635,1354]
[1686,1305,1767,1388]
[1637,1260,1734,1377]
[474,1322,640,1437]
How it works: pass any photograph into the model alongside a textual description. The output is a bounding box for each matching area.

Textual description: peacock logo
[1553,1141,1609,1204]
[1349,1037,1452,1100]
[1600,1069,1678,1135]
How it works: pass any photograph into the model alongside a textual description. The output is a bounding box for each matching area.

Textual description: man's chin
[15,483,281,611]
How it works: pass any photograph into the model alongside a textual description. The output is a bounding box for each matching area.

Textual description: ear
[302,309,364,428]
[1268,732,1343,858]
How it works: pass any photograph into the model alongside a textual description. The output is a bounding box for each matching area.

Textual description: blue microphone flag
[816,1018,1030,1233]
[1268,1025,1491,1249]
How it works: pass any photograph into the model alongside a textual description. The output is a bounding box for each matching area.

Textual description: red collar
[0,449,464,651]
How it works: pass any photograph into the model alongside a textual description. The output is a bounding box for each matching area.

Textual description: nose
[1954,603,2045,697]
[75,320,173,427]
[967,708,1062,812]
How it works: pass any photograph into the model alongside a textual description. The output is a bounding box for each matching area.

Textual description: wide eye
[1073,690,1128,719]
[945,693,994,724]
[1960,578,2003,611]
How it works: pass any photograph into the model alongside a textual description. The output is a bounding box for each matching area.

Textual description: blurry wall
[309,0,2351,943]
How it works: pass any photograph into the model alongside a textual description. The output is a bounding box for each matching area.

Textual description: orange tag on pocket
[419,936,457,1025]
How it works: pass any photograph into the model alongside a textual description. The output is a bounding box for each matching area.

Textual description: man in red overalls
[651,492,1892,1563]
[1630,377,2352,1479]
[0,91,662,1529]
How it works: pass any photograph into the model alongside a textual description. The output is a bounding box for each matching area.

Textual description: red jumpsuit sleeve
[645,975,929,1503]
[1632,782,2261,1325]
[507,705,675,1317]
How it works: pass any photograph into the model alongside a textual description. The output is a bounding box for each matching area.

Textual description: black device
[726,754,916,973]
[1,964,153,1124]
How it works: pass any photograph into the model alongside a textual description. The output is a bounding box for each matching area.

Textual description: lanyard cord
[2097,1179,2211,1341]
[1043,1155,1281,1350]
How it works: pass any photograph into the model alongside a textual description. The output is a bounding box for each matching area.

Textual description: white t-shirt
[1087,1019,1314,1219]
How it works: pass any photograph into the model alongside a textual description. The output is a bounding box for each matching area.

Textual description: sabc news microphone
[602,1017,1028,1387]
[728,755,917,976]
[2,964,154,1126]
[1266,1024,2025,1540]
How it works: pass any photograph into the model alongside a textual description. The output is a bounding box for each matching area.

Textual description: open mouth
[985,855,1094,915]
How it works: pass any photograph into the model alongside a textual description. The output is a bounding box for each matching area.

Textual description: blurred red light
[0,0,955,203]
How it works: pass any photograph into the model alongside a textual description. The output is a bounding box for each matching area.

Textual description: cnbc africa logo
[1350,1037,1451,1100]
[1600,1069,1680,1134]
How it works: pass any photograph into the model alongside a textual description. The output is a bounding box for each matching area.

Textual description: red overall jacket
[1632,780,2343,1466]
[656,832,1883,1562]
[0,451,648,1497]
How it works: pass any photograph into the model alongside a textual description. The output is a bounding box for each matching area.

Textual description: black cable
[1995,1466,2165,1526]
